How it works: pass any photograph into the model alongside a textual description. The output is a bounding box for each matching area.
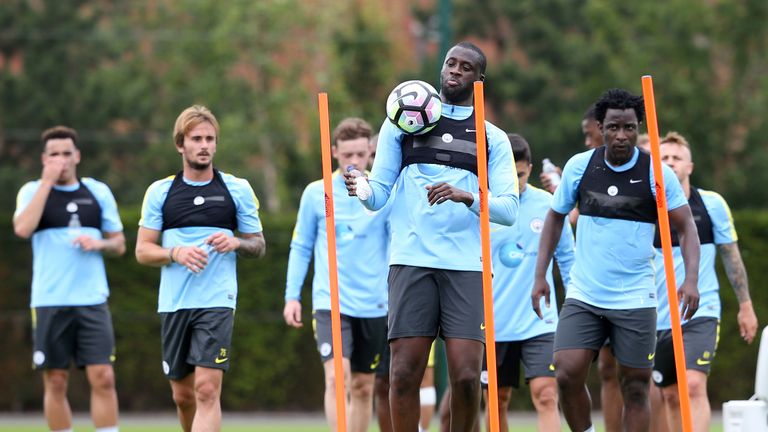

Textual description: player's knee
[531,382,558,411]
[350,376,375,400]
[172,386,195,410]
[687,374,708,399]
[495,388,512,407]
[662,386,680,408]
[450,371,480,402]
[555,368,582,392]
[390,365,421,396]
[374,375,389,398]
[44,370,69,395]
[194,379,220,405]
[88,366,116,392]
[620,376,649,405]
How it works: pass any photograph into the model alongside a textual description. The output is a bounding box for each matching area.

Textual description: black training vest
[401,113,487,175]
[577,147,657,223]
[36,180,102,232]
[653,187,714,248]
[161,169,237,231]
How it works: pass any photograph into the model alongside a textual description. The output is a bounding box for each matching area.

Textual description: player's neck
[683,178,691,199]
[183,165,214,182]
[56,174,78,186]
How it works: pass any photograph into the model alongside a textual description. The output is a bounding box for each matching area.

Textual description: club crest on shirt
[193,196,205,206]
[66,202,78,213]
[442,133,453,143]
[336,224,355,244]
[530,218,544,233]
[607,185,618,196]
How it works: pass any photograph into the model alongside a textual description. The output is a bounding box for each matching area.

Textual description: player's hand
[41,158,66,184]
[425,182,473,206]
[343,171,359,196]
[283,300,303,328]
[737,301,759,344]
[175,245,210,273]
[72,234,103,251]
[539,167,561,193]
[531,278,551,320]
[206,231,240,254]
[677,280,699,321]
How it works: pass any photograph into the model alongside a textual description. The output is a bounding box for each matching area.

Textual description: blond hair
[173,105,220,147]
[660,131,690,148]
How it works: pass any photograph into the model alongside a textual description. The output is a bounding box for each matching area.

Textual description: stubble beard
[441,82,473,104]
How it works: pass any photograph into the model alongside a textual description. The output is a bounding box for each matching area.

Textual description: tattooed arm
[718,242,758,343]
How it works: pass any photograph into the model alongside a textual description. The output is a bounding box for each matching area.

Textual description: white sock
[420,386,437,405]
[584,426,595,432]
[95,427,119,432]
[418,426,427,432]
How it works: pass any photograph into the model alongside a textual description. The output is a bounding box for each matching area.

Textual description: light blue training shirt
[139,172,263,312]
[285,171,390,318]
[362,103,520,271]
[15,178,123,307]
[552,147,687,310]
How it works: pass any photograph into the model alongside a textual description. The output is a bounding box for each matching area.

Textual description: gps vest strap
[401,113,487,175]
[653,187,714,247]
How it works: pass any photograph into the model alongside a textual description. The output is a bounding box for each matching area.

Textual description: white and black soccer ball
[385,80,442,135]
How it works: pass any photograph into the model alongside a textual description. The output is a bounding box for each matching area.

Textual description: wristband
[169,247,176,263]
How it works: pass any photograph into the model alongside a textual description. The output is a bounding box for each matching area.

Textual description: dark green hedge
[0,210,323,412]
[0,210,766,412]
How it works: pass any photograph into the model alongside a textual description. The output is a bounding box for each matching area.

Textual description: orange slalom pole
[473,81,500,432]
[641,76,693,432]
[318,92,347,432]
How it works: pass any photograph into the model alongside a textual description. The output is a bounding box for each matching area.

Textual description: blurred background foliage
[1,0,767,413]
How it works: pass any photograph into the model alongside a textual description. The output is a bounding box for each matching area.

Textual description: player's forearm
[236,233,266,258]
[100,233,126,257]
[135,241,173,267]
[13,181,54,238]
[467,193,519,226]
[285,245,312,301]
[719,242,751,304]
[678,229,700,286]
[535,210,564,279]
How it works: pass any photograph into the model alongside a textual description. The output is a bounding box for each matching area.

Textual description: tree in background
[1,0,402,213]
[453,0,768,209]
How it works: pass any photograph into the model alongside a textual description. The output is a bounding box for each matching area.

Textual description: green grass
[0,418,725,432]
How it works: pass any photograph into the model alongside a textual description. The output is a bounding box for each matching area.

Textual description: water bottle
[542,158,561,188]
[346,166,372,201]
[67,213,81,246]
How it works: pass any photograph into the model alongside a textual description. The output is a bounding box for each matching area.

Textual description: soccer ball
[386,80,442,135]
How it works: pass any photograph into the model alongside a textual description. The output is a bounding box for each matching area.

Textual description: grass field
[0,419,726,432]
